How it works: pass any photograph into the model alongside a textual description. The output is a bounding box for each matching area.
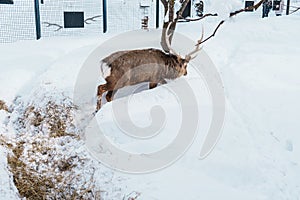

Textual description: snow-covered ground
[1,3,300,200]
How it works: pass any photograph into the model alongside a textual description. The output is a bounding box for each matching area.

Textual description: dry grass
[6,141,99,200]
[23,101,78,138]
[0,100,8,112]
[1,99,101,200]
[7,152,55,200]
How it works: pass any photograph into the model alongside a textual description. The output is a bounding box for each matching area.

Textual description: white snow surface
[1,8,300,200]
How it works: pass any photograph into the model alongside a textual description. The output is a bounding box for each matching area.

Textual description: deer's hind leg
[96,84,108,111]
[159,79,167,85]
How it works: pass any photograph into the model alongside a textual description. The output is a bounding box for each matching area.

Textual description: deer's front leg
[96,84,107,111]
[149,79,167,89]
[106,90,116,102]
[149,82,158,89]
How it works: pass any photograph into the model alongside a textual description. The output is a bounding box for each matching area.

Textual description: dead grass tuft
[22,101,78,138]
[6,140,99,200]
[7,153,55,200]
[45,101,76,138]
[0,100,8,112]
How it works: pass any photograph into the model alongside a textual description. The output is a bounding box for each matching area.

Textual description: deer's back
[101,48,181,89]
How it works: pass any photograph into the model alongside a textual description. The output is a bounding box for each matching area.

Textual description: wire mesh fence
[1,0,299,43]
[39,0,103,38]
[0,0,104,43]
[0,0,157,43]
[0,1,36,43]
[106,0,156,33]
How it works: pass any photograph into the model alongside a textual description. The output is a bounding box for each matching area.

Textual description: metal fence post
[103,0,107,33]
[156,0,159,28]
[34,0,41,39]
[286,0,290,15]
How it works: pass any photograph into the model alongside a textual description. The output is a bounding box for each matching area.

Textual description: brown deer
[96,23,203,110]
[95,0,267,110]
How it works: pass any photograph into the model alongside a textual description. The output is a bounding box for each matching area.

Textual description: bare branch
[43,22,63,32]
[200,20,225,44]
[229,0,265,17]
[84,15,102,24]
[200,0,265,45]
[175,0,191,21]
[183,13,218,22]
[290,6,300,14]
[175,0,190,21]
[160,0,169,17]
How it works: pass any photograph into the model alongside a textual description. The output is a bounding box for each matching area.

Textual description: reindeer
[96,23,203,110]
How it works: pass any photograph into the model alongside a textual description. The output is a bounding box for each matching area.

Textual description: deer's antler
[165,22,204,61]
[185,26,204,61]
[165,22,181,58]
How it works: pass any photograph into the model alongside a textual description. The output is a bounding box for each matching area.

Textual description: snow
[1,4,300,200]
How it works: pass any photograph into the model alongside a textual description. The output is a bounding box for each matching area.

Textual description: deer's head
[164,23,204,77]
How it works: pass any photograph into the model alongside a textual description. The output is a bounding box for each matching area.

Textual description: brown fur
[96,48,188,110]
